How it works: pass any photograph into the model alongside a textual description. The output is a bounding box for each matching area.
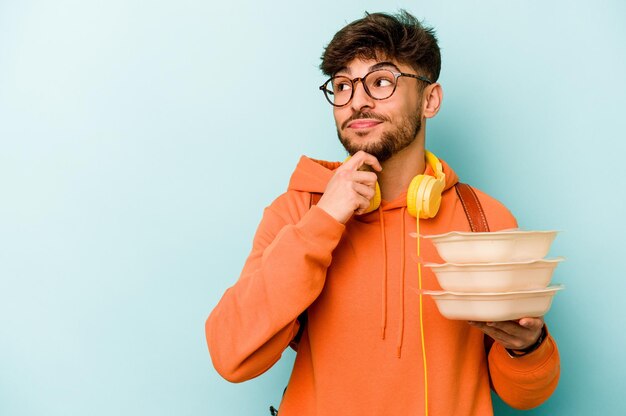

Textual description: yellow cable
[417,216,429,416]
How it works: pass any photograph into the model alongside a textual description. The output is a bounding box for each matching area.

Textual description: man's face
[332,58,424,162]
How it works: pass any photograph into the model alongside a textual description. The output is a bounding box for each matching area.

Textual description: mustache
[341,111,390,130]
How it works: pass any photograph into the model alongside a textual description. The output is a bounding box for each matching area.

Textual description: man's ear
[422,83,443,119]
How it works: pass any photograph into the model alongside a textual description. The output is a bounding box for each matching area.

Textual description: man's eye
[335,82,352,92]
[373,78,393,88]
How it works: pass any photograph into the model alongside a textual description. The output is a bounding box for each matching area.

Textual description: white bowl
[424,257,564,292]
[422,230,558,263]
[423,285,564,322]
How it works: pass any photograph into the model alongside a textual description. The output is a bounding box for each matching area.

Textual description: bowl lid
[418,229,559,242]
[422,284,565,298]
[424,257,565,269]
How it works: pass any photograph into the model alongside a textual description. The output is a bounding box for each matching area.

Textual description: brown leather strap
[455,183,490,232]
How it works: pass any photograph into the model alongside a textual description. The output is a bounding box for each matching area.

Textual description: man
[206,11,560,415]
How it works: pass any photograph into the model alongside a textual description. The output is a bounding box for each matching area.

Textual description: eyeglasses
[319,69,433,107]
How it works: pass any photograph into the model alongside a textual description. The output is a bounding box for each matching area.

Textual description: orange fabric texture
[206,156,560,415]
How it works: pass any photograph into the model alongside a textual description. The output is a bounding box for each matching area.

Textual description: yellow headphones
[351,150,446,219]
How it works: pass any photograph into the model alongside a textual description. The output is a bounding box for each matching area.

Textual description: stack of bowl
[421,230,564,322]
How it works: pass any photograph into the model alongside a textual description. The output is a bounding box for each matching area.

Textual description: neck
[378,135,426,201]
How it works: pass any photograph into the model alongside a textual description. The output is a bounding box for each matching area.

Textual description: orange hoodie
[206,156,560,415]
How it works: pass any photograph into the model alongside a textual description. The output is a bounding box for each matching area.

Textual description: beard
[337,111,422,163]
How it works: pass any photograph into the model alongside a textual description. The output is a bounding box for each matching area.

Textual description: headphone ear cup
[423,179,444,218]
[361,181,381,214]
[407,175,445,219]
[407,175,426,218]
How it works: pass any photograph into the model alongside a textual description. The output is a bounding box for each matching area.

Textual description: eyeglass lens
[326,70,397,106]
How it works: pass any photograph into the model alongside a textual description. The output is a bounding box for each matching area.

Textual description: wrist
[316,200,351,224]
[506,324,547,358]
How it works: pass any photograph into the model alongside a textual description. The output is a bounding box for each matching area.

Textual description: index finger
[342,151,383,172]
[481,317,543,335]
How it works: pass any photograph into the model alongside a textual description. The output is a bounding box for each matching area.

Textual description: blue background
[1,0,625,414]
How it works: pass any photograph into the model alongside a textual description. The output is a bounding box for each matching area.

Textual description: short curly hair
[320,10,441,83]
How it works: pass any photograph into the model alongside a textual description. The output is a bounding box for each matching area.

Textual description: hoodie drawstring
[380,206,428,413]
[397,207,406,358]
[379,209,387,340]
[379,206,407,358]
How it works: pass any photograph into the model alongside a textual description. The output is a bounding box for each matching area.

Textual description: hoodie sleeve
[488,327,560,409]
[472,188,561,408]
[206,193,345,382]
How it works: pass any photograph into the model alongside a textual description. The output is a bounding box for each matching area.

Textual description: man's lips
[347,119,383,129]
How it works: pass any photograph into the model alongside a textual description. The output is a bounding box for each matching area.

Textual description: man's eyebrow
[369,61,401,72]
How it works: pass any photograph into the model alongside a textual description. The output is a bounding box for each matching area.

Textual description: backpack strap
[454,183,494,362]
[454,183,490,232]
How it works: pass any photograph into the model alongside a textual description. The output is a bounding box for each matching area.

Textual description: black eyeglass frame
[319,70,434,107]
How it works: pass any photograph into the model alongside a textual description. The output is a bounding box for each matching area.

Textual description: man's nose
[350,79,374,110]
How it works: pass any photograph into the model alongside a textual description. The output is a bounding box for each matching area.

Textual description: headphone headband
[424,150,445,183]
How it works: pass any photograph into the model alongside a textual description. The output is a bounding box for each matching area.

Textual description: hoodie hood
[287,157,342,194]
[288,154,460,202]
